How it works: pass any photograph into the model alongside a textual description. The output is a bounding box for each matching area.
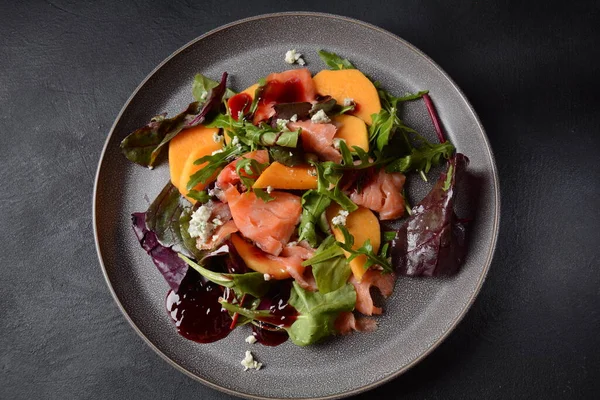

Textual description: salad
[121,50,469,348]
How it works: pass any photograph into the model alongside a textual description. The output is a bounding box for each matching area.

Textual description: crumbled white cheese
[245,335,257,344]
[333,138,346,150]
[287,241,298,247]
[211,149,223,155]
[212,217,223,226]
[208,186,223,198]
[308,169,317,177]
[290,114,298,122]
[241,351,262,371]
[212,132,222,143]
[200,91,208,101]
[331,210,349,226]
[289,151,294,157]
[266,186,274,194]
[311,109,331,124]
[263,274,271,281]
[188,203,215,243]
[284,49,305,66]
[211,234,219,242]
[275,118,289,130]
[231,136,240,146]
[343,98,354,107]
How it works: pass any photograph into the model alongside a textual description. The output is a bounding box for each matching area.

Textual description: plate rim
[93,11,500,400]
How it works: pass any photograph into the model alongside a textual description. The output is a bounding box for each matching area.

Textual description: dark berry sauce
[166,271,232,343]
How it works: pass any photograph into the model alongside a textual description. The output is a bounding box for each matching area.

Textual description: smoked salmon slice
[350,169,406,220]
[224,186,302,256]
[335,312,377,335]
[288,120,341,163]
[350,269,396,315]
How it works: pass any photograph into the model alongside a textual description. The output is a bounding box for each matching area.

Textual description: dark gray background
[1,0,598,399]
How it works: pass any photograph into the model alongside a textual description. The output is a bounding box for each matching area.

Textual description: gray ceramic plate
[94,12,499,400]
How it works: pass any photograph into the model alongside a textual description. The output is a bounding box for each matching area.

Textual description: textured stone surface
[1,1,599,399]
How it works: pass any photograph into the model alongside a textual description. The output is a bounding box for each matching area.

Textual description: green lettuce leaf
[287,282,356,346]
[305,236,352,294]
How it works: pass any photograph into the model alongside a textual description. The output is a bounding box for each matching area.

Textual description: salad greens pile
[123,50,470,347]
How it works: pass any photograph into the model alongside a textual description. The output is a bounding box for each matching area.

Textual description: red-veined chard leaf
[391,153,469,276]
[131,212,189,291]
[120,72,228,168]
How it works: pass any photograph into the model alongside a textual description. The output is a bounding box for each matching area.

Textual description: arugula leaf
[385,141,455,179]
[220,282,356,346]
[368,88,428,152]
[317,50,355,70]
[297,190,332,247]
[311,161,358,212]
[287,282,356,346]
[235,158,274,202]
[305,236,352,294]
[186,145,243,191]
[269,146,305,167]
[179,254,270,298]
[185,189,210,203]
[336,225,393,273]
[192,73,236,103]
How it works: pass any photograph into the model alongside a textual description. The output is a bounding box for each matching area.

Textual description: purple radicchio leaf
[132,212,188,291]
[391,153,469,276]
[120,72,228,168]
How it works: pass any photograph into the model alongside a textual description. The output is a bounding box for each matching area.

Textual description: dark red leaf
[391,153,469,276]
[131,212,188,291]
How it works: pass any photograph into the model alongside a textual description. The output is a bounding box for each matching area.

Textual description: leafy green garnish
[317,50,356,70]
[385,141,455,180]
[186,145,243,191]
[192,73,235,103]
[185,189,210,203]
[305,236,352,294]
[311,161,358,212]
[208,114,299,149]
[220,282,356,346]
[235,158,274,202]
[179,254,269,298]
[335,225,393,273]
[269,146,304,167]
[383,231,397,242]
[297,190,332,247]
